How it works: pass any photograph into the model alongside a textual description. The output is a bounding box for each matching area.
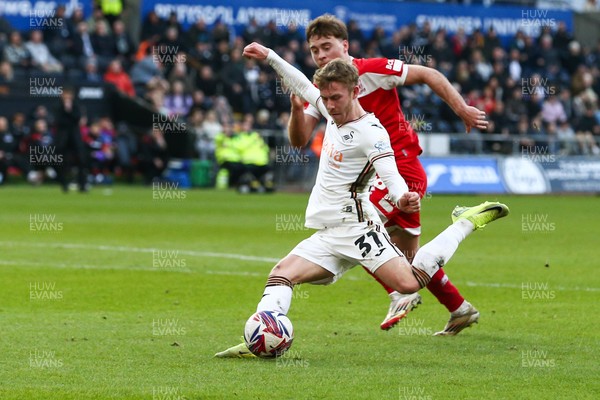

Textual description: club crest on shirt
[374,140,390,152]
[341,131,354,143]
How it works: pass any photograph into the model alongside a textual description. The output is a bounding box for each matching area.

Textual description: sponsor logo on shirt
[322,136,344,163]
[385,59,402,72]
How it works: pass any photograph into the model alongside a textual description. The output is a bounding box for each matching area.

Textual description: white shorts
[289,222,404,285]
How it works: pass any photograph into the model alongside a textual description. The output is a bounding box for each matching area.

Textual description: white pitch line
[0,241,279,263]
[0,259,192,273]
[1,241,599,292]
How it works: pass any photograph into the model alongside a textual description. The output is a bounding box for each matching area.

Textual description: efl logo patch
[374,141,390,152]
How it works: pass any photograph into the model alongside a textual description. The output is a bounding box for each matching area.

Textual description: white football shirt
[266,50,408,229]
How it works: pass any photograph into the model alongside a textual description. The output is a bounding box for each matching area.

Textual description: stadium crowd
[0,4,599,188]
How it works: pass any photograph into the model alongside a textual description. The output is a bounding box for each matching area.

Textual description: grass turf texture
[0,186,598,399]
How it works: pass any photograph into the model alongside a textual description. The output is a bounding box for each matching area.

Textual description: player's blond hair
[313,58,358,92]
[305,14,348,42]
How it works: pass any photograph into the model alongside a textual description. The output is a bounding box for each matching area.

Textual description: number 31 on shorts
[354,230,386,257]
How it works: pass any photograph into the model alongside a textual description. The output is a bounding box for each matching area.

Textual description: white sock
[412,220,474,278]
[256,285,293,315]
[452,300,471,315]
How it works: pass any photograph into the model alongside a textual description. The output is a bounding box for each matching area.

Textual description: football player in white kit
[215,42,509,357]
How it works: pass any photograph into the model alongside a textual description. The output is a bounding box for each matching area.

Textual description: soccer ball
[244,311,294,358]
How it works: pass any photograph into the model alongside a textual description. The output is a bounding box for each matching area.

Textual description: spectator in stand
[484,28,502,59]
[201,110,223,140]
[83,118,115,183]
[451,27,467,60]
[221,48,249,114]
[104,58,135,97]
[505,86,528,130]
[575,101,600,155]
[112,19,135,68]
[487,101,512,154]
[158,26,188,54]
[167,62,195,90]
[541,92,567,127]
[87,7,112,36]
[4,32,31,70]
[29,105,55,128]
[281,22,304,46]
[242,18,262,44]
[556,118,577,155]
[534,34,560,74]
[471,49,493,84]
[25,30,63,73]
[347,20,365,48]
[164,80,193,116]
[212,39,231,72]
[141,11,165,41]
[139,128,168,184]
[211,19,231,44]
[165,11,183,37]
[563,41,585,76]
[508,48,522,82]
[453,60,475,93]
[69,21,96,70]
[0,61,14,83]
[190,109,215,161]
[45,5,71,60]
[0,116,30,184]
[11,112,30,138]
[84,60,102,82]
[516,115,536,151]
[130,52,166,97]
[189,90,211,111]
[572,69,598,116]
[0,14,14,37]
[553,21,572,54]
[187,19,211,48]
[188,41,213,71]
[23,119,54,184]
[196,65,219,98]
[91,21,116,70]
[255,70,275,112]
[67,7,86,37]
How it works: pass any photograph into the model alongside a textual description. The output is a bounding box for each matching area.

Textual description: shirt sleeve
[355,58,409,90]
[266,49,329,119]
[362,121,408,204]
[304,102,321,120]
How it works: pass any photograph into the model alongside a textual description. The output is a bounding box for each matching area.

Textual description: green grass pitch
[0,186,598,399]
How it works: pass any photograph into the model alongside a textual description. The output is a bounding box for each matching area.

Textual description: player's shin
[256,275,294,315]
[411,220,473,288]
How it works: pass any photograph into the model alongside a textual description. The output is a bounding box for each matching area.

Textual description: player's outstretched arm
[404,64,488,133]
[243,42,326,117]
[288,94,319,148]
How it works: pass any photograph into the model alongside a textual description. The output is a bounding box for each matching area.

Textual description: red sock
[426,268,464,312]
[362,266,395,294]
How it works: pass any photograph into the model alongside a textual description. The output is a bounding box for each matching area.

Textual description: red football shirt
[305,57,422,157]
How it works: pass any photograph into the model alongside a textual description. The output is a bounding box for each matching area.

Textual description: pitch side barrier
[415,156,600,194]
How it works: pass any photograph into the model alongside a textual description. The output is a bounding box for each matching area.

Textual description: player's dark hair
[306,14,348,42]
[313,58,358,92]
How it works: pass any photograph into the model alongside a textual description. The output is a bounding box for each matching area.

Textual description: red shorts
[370,152,427,236]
